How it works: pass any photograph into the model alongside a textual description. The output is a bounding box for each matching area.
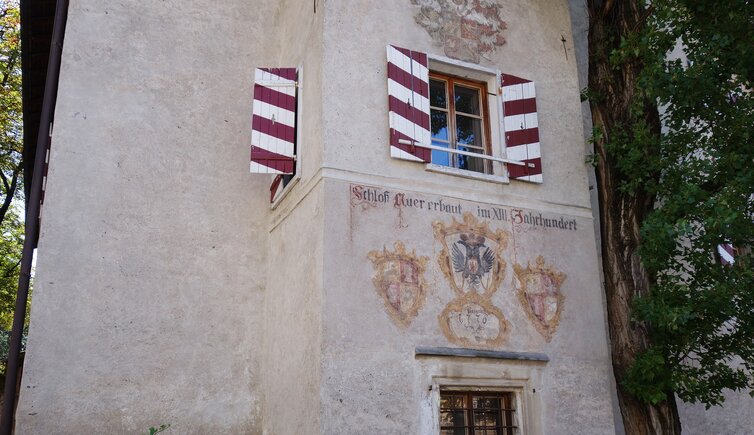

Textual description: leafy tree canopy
[0,0,25,370]
[603,0,754,407]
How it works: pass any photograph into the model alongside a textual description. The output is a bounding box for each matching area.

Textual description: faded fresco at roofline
[410,0,508,63]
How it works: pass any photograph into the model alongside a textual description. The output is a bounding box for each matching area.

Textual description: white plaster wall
[314,1,617,433]
[321,0,591,209]
[321,179,616,434]
[262,183,324,435]
[678,390,754,435]
[17,0,279,433]
[258,2,326,434]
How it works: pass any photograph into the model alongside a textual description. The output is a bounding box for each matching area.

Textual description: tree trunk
[586,1,682,433]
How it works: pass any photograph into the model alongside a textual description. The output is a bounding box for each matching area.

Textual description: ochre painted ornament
[514,256,567,342]
[433,212,509,297]
[368,242,429,328]
[433,213,511,348]
[438,291,510,349]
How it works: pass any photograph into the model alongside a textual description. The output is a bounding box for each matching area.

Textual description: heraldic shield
[432,213,509,298]
[514,256,567,341]
[368,242,429,328]
[433,213,512,348]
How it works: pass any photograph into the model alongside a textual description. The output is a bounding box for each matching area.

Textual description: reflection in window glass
[428,73,490,174]
[454,85,481,115]
[456,115,482,146]
[432,140,451,167]
[439,391,518,435]
[430,79,448,109]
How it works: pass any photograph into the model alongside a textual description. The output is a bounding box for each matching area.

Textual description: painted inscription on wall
[353,184,575,348]
[350,184,577,232]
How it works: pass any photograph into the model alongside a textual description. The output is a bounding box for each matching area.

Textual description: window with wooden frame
[429,73,492,174]
[440,390,518,435]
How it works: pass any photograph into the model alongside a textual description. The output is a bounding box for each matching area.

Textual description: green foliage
[0,205,23,331]
[603,0,754,407]
[0,0,21,169]
[147,424,171,435]
[0,0,25,370]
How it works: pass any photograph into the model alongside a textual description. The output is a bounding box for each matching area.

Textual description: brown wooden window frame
[439,389,518,435]
[429,72,494,175]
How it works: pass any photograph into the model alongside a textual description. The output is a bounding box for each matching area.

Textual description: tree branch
[0,164,20,227]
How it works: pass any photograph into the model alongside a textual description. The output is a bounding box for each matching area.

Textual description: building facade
[13,0,753,434]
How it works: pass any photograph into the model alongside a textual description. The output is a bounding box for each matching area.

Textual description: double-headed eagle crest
[452,233,495,287]
[434,213,508,295]
[434,213,511,348]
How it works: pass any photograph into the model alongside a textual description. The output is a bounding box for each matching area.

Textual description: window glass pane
[441,394,467,408]
[432,140,451,167]
[473,411,501,427]
[457,146,486,174]
[431,111,449,140]
[440,410,468,435]
[440,411,468,426]
[442,392,515,435]
[456,115,483,147]
[454,85,481,115]
[430,79,448,108]
[473,397,502,410]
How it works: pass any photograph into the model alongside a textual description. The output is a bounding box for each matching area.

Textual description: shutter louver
[250,68,298,174]
[718,243,736,265]
[502,74,542,183]
[386,45,431,162]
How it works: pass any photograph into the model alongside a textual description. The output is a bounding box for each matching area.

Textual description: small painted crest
[433,213,509,297]
[514,256,567,341]
[368,242,429,328]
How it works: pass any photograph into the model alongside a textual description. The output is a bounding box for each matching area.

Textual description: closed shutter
[250,68,298,174]
[718,243,736,265]
[502,74,542,183]
[387,45,431,162]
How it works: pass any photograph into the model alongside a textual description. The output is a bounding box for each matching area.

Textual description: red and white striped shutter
[250,68,298,174]
[386,45,431,162]
[502,74,542,183]
[718,243,736,265]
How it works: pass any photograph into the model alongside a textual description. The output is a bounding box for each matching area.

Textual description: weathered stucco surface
[15,0,751,433]
[322,179,616,434]
[319,1,616,433]
[15,0,296,433]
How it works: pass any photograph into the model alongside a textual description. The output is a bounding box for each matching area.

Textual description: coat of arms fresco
[433,213,511,348]
[368,242,429,328]
[514,256,567,341]
[433,213,508,297]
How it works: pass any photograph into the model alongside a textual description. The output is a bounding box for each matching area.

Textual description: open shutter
[502,74,542,183]
[718,243,736,265]
[387,45,431,162]
[250,68,298,174]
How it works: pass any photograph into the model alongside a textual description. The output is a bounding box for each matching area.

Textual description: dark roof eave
[20,0,57,205]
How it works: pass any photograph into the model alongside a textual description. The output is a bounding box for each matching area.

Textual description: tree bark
[586,1,682,433]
